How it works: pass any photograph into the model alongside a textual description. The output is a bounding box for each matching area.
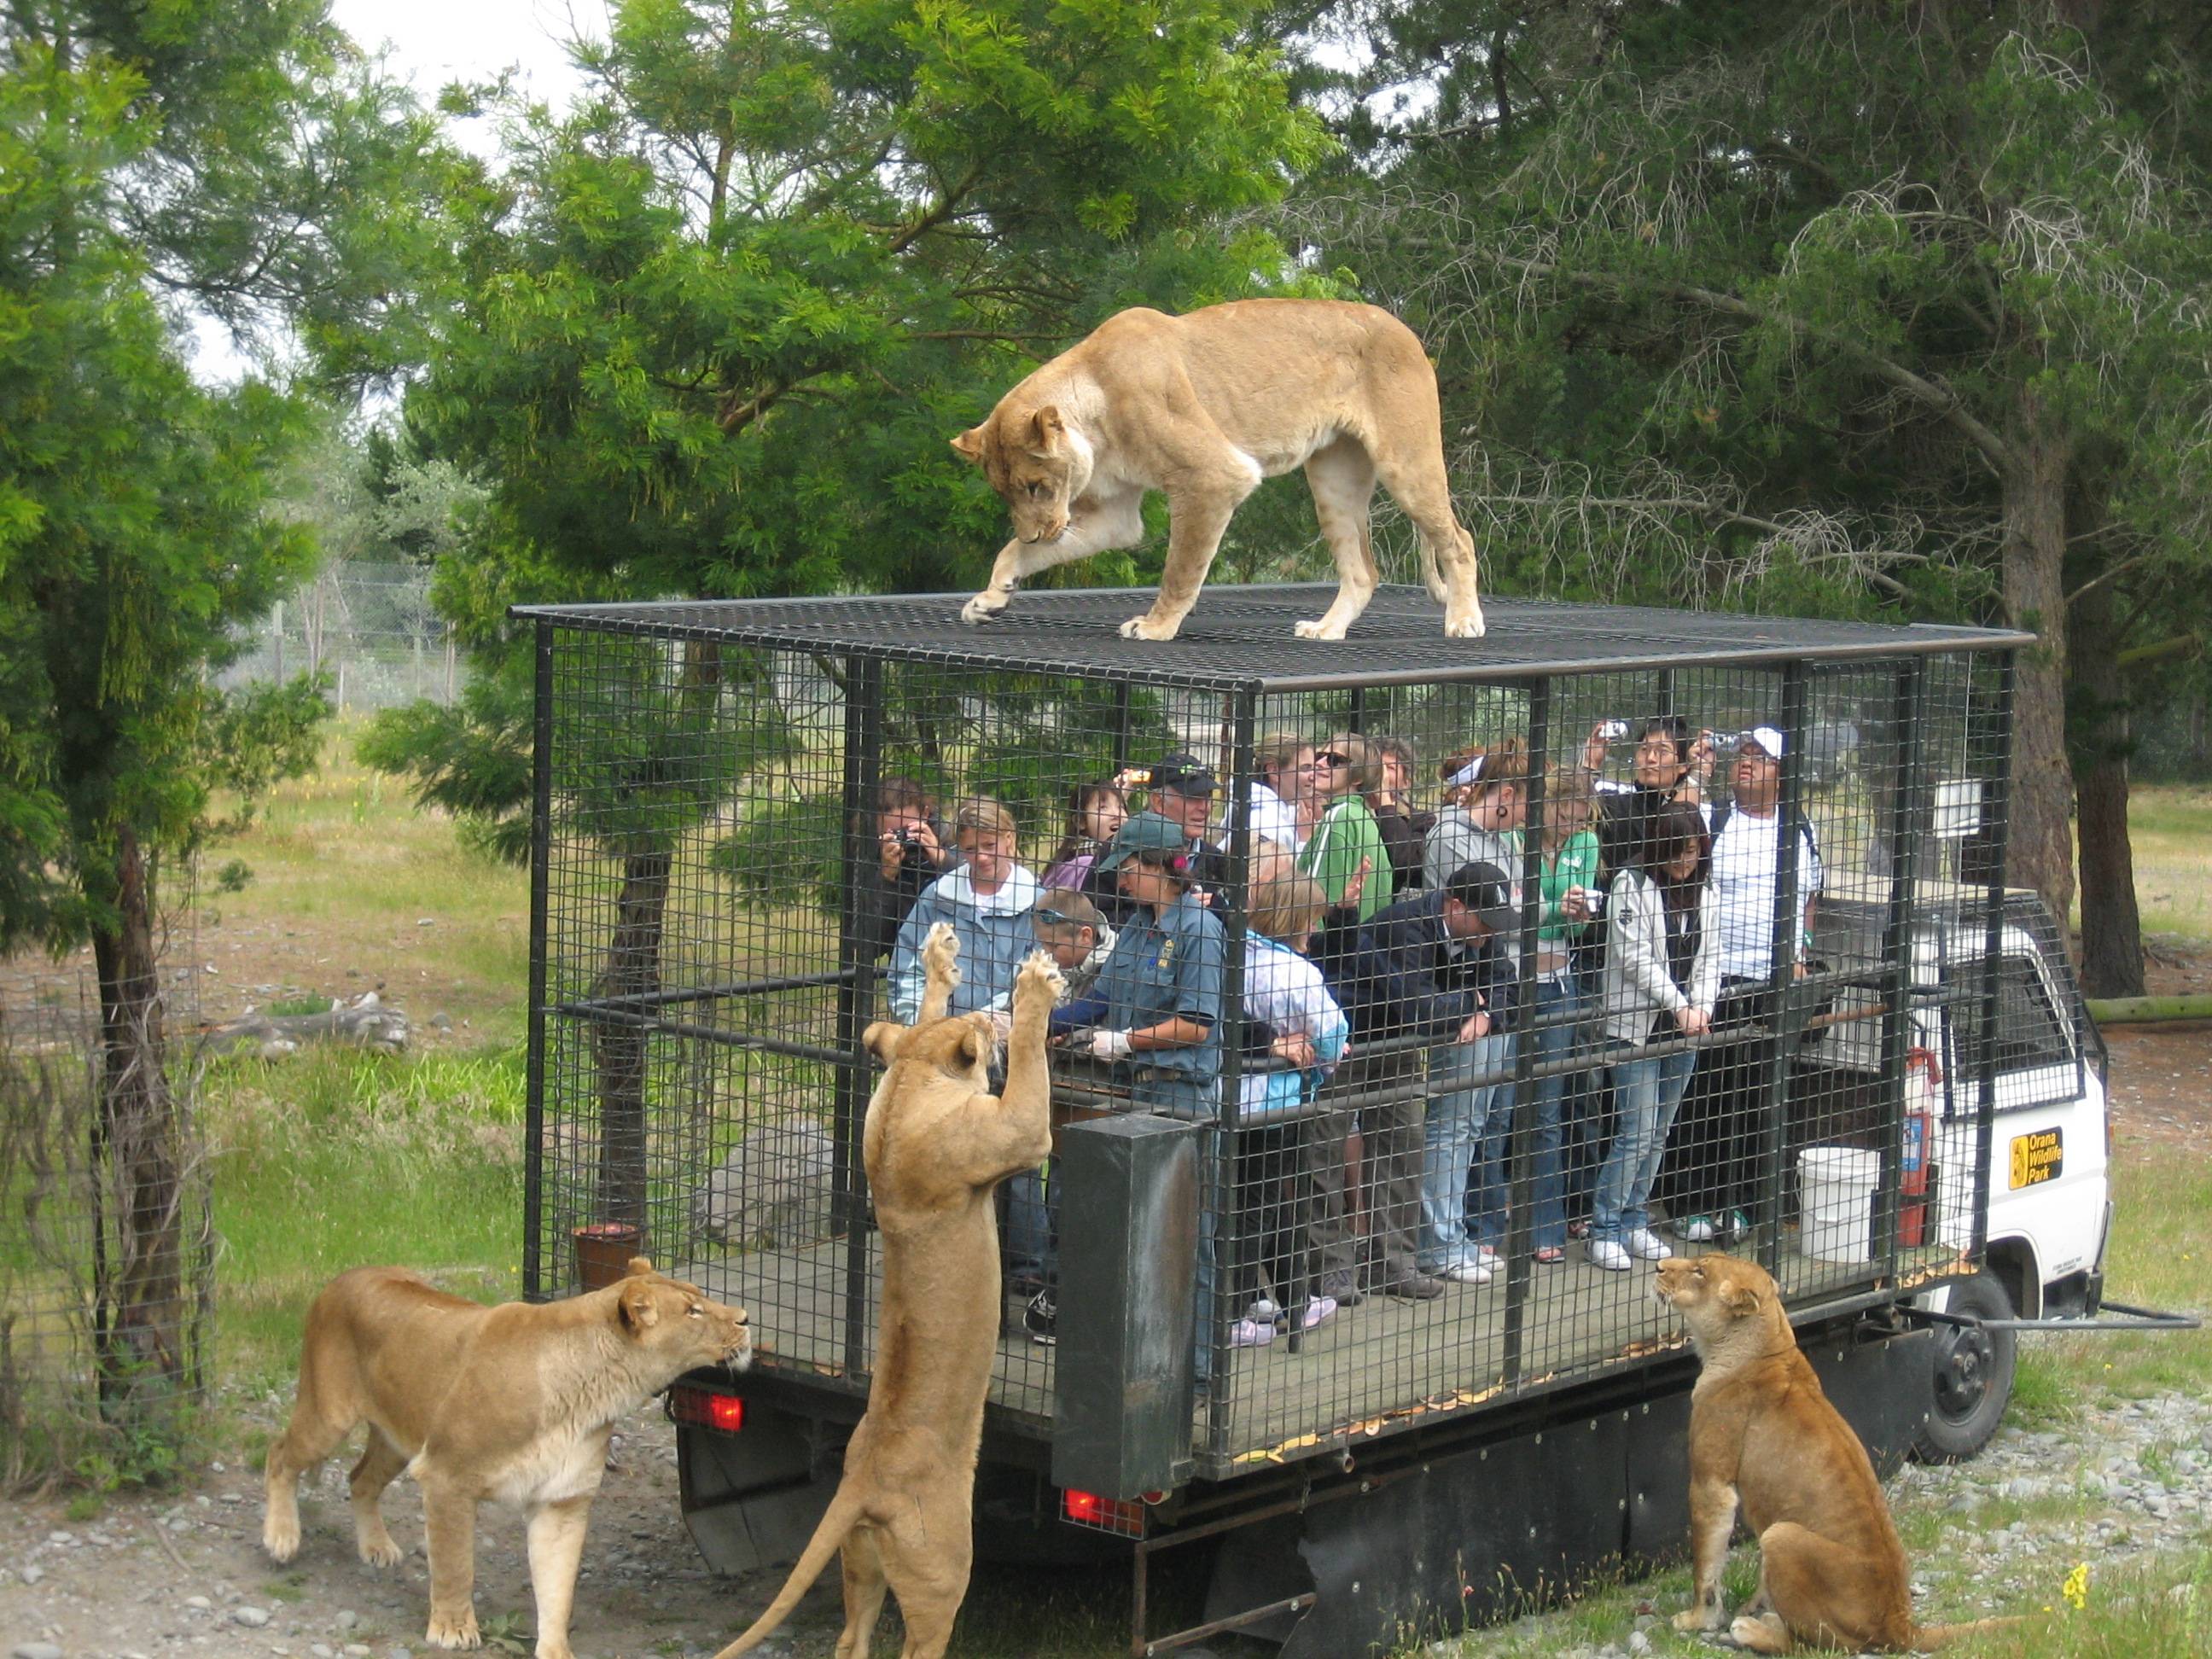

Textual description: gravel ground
[3,1384,2209,1659]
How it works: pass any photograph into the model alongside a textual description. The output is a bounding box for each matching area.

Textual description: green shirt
[1535,829,1601,946]
[1299,795,1394,923]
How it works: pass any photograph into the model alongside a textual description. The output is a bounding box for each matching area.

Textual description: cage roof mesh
[514,584,2030,690]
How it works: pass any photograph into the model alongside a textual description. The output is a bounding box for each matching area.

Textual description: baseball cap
[1148,752,1220,796]
[1096,812,1192,872]
[1441,861,1517,934]
[1739,725,1787,760]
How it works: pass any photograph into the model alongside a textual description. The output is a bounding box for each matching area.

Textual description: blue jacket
[888,865,1043,1022]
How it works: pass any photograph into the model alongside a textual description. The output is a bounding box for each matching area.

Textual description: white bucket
[1798,1145,1882,1264]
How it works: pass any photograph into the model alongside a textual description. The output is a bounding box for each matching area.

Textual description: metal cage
[515,584,2029,1482]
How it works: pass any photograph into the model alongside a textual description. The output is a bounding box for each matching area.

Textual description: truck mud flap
[1198,1332,1930,1657]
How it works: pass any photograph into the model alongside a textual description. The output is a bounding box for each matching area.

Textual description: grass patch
[206,1043,526,1386]
[2110,785,2212,948]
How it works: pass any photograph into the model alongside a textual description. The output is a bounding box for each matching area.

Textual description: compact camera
[1596,719,1630,742]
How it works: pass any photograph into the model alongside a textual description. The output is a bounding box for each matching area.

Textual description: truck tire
[1912,1271,2017,1463]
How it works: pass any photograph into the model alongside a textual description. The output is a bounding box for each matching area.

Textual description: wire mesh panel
[521,587,2028,1481]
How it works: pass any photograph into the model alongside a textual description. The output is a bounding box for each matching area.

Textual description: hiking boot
[1023,1289,1057,1346]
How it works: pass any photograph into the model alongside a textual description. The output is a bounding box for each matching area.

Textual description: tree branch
[886,163,984,255]
[1477,250,2021,478]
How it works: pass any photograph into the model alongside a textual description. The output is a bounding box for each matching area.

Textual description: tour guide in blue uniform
[1074,810,1225,1119]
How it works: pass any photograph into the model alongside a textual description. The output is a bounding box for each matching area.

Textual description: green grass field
[2107,784,2212,948]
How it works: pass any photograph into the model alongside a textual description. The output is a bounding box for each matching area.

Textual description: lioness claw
[959,593,1006,625]
[424,1610,480,1649]
[358,1535,404,1568]
[1294,618,1346,641]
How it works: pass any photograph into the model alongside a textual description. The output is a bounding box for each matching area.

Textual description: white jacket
[1600,867,1720,1048]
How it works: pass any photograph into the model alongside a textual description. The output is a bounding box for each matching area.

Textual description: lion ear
[863,1020,903,1065]
[958,1023,990,1066]
[950,426,987,463]
[624,1255,655,1278]
[1027,406,1065,454]
[616,1278,660,1332]
[1723,1282,1762,1317]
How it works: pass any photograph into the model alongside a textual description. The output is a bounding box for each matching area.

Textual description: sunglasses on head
[1033,907,1087,928]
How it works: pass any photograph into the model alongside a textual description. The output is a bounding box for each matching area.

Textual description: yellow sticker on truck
[2009,1127,2064,1189]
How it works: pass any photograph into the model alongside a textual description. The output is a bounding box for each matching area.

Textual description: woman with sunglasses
[1297,733,1393,926]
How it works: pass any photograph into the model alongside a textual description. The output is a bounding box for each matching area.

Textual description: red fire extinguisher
[1901,1047,1940,1246]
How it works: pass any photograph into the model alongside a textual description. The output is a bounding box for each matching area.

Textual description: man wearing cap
[1134,752,1231,896]
[1324,861,1518,1299]
[1660,725,1825,1243]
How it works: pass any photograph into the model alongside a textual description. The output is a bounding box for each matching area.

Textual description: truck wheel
[1912,1271,2017,1464]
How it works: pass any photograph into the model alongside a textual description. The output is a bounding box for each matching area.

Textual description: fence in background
[221,560,464,711]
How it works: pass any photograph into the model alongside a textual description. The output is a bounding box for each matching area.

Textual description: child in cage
[887,796,1041,1023]
[1006,890,1115,1344]
[1039,781,1130,922]
[1228,875,1350,1347]
[1586,800,1720,1271]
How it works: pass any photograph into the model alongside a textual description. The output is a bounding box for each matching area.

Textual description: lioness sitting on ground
[713,923,1062,1659]
[1656,1254,2008,1652]
[263,1258,749,1658]
[951,298,1485,643]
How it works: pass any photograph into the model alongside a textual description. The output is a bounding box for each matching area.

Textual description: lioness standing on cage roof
[949,299,1486,643]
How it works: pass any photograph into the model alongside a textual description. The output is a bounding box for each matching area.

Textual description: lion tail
[709,1485,866,1658]
[1910,1615,2024,1649]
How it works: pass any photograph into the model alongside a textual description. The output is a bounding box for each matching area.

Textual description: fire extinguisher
[1901,1047,1940,1247]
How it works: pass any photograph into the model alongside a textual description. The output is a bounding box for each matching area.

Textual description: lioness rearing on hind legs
[713,923,1062,1659]
[1656,1254,2015,1653]
[951,298,1486,643]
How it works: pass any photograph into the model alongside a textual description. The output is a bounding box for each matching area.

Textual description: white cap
[1741,725,1787,758]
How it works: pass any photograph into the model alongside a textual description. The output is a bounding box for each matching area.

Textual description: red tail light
[1060,1487,1144,1536]
[669,1384,744,1433]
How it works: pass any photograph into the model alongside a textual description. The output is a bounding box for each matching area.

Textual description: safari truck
[512,587,2176,1657]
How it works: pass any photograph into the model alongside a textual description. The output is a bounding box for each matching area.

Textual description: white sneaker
[1586,1239,1633,1272]
[1626,1229,1673,1261]
[1247,1297,1280,1323]
[1475,1243,1500,1265]
[1676,1214,1718,1243]
[1442,1260,1494,1284]
[1229,1317,1277,1348]
[1297,1295,1339,1331]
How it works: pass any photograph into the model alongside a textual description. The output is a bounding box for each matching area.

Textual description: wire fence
[220,560,465,711]
[520,586,2032,1485]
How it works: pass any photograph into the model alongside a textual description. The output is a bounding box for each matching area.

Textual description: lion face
[614,1257,752,1373]
[867,1010,997,1087]
[951,405,1089,543]
[1653,1252,1774,1343]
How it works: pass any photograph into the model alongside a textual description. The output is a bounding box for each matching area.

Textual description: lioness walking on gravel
[952,298,1485,643]
[714,924,1062,1659]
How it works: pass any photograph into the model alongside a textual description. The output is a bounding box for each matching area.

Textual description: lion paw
[357,1531,404,1568]
[425,1606,481,1649]
[261,1512,300,1563]
[1118,613,1183,642]
[960,591,1009,625]
[921,921,961,982]
[1016,950,1068,1006]
[1673,1604,1723,1634]
[1293,617,1348,642]
[1445,607,1487,640]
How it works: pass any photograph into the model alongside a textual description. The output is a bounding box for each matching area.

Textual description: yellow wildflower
[2063,1562,2089,1611]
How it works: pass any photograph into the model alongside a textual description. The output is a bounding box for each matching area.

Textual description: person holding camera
[1586,800,1720,1270]
[862,778,956,960]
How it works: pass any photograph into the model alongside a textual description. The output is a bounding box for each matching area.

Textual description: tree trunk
[2000,419,2076,936]
[593,845,672,1237]
[2071,575,2145,997]
[87,826,186,1405]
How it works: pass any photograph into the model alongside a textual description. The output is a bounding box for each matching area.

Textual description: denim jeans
[1004,1166,1053,1286]
[1592,1045,1698,1243]
[1419,1032,1516,1272]
[1523,978,1582,1251]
